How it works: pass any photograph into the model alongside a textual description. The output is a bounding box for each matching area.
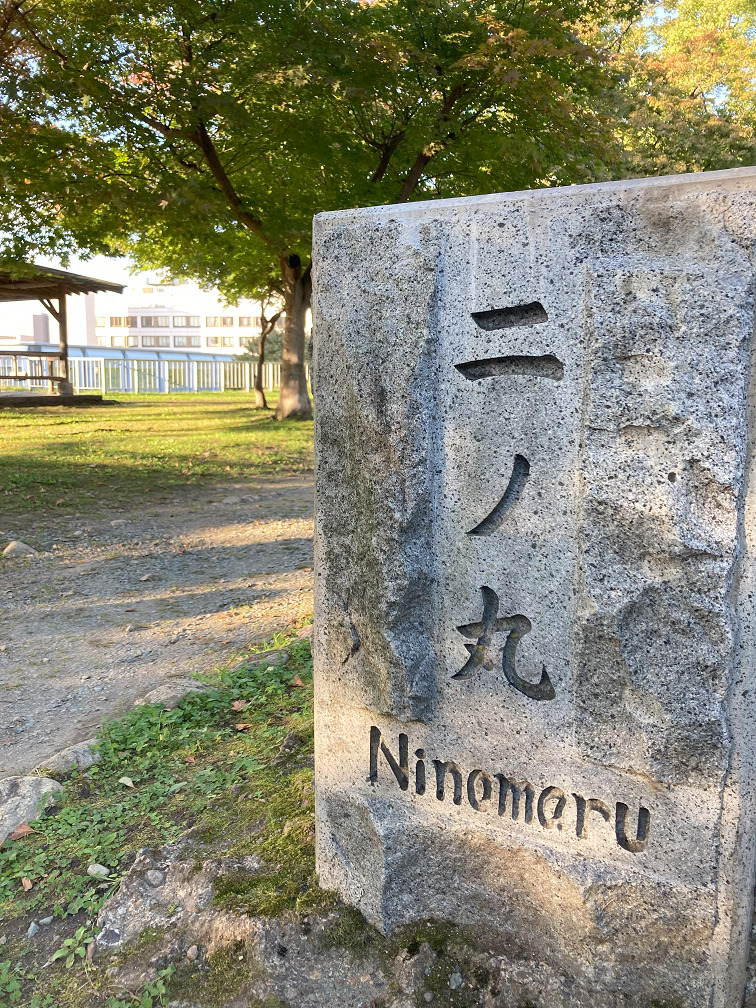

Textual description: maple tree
[0,0,658,419]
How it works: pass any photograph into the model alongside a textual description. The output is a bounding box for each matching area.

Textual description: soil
[0,474,314,777]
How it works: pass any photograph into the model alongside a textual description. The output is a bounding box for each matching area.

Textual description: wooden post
[57,285,73,395]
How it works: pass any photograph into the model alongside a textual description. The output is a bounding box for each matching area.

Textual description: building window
[188,316,201,327]
[174,335,188,347]
[206,316,219,327]
[173,315,201,327]
[96,317,105,327]
[206,336,219,347]
[254,316,263,327]
[221,316,234,327]
[97,335,108,346]
[127,335,138,347]
[221,336,234,347]
[241,337,256,349]
[125,316,137,327]
[110,316,123,327]
[142,335,156,347]
[189,335,201,347]
[142,287,154,294]
[111,335,126,347]
[173,316,187,327]
[141,315,170,327]
[157,335,170,347]
[238,316,252,327]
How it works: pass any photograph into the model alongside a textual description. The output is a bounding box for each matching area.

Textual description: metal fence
[0,356,284,394]
[0,351,66,390]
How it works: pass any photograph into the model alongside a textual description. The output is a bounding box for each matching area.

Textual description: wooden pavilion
[0,264,124,394]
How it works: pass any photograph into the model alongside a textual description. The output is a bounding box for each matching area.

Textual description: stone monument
[312,167,756,1007]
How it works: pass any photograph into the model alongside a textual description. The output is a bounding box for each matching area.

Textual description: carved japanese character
[454,585,555,700]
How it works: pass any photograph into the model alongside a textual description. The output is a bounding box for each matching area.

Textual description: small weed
[0,959,22,1004]
[103,965,175,1007]
[49,926,97,969]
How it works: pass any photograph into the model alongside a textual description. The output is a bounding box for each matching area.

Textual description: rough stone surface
[0,775,62,843]
[2,540,37,558]
[33,738,99,774]
[133,681,208,710]
[95,845,396,1007]
[312,167,756,1008]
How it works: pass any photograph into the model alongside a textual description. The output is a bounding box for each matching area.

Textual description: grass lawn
[0,393,314,519]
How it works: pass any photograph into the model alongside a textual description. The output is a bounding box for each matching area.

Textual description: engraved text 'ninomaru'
[369,727,651,854]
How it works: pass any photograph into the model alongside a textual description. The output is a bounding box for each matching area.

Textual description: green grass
[0,393,313,518]
[0,628,320,1007]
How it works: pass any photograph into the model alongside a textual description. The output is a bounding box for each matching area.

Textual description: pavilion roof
[0,264,124,302]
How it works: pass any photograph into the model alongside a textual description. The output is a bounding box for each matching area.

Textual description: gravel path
[0,474,314,777]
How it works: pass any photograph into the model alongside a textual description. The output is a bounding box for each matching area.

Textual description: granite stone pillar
[312,167,756,1008]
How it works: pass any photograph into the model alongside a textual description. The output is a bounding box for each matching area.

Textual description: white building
[0,270,267,357]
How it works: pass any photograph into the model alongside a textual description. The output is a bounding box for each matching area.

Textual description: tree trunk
[275,254,312,421]
[254,326,269,409]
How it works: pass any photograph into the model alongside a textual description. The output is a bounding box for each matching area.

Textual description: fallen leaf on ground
[21,878,32,891]
[118,776,135,788]
[235,723,254,732]
[231,699,247,711]
[9,824,35,841]
[184,754,196,764]
[292,674,305,687]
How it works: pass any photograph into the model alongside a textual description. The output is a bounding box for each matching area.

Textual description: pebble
[87,863,110,880]
[449,973,463,990]
[39,916,53,925]
[424,995,435,1003]
[26,921,39,938]
[186,944,199,961]
[145,870,165,887]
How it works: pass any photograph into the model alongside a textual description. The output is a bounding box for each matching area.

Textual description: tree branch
[370,131,406,182]
[190,119,269,242]
[394,84,465,203]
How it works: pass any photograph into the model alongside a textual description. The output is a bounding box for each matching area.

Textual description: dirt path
[0,474,314,777]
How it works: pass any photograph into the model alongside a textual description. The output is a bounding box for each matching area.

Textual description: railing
[0,357,286,394]
[0,352,64,391]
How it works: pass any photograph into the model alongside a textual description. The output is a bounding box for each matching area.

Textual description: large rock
[133,681,208,710]
[2,540,37,558]
[95,843,431,1007]
[0,776,62,843]
[311,166,756,1008]
[33,739,99,775]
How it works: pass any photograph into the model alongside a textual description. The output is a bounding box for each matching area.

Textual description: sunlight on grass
[0,393,313,517]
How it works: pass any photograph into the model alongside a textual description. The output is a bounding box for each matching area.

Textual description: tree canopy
[2,0,755,414]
